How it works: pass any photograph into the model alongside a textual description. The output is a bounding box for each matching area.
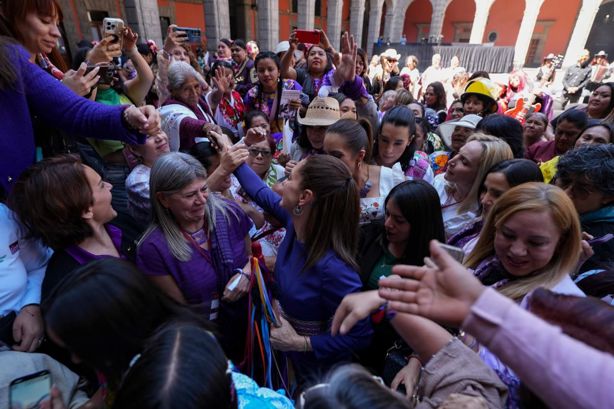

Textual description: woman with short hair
[9,155,130,300]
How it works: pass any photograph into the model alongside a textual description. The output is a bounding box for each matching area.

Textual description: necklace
[359,165,372,198]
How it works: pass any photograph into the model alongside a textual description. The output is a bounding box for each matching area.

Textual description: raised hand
[121,26,139,54]
[211,66,230,94]
[378,240,485,326]
[337,32,357,82]
[164,24,187,53]
[87,36,121,65]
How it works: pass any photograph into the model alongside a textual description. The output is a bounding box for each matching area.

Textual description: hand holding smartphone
[102,17,124,45]
[9,370,51,409]
[295,29,321,45]
[173,26,202,45]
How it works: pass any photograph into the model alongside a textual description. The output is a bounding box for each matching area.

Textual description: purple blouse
[136,200,251,319]
[65,224,125,265]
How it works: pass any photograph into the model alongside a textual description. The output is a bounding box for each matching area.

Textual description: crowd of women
[1,0,614,408]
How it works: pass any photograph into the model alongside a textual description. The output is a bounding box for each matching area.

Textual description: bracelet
[371,302,396,325]
[234,268,250,279]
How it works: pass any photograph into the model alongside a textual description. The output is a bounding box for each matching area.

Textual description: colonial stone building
[56,0,613,70]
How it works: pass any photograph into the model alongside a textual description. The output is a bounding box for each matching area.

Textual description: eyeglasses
[248,148,272,158]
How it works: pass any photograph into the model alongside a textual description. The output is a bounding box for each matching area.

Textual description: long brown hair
[299,155,360,271]
[465,182,581,302]
[0,37,18,90]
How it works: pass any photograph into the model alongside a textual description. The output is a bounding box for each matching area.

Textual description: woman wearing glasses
[230,111,287,267]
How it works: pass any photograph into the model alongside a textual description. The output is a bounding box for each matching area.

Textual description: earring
[293,205,303,216]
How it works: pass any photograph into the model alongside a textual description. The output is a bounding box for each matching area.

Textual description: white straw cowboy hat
[297,97,340,127]
[438,114,482,148]
[381,48,401,61]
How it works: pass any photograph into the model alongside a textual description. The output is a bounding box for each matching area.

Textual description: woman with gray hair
[159,61,221,151]
[136,151,252,361]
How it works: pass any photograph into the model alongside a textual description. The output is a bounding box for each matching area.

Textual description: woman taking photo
[372,106,433,182]
[225,141,372,383]
[432,133,513,238]
[322,119,405,225]
[136,152,252,361]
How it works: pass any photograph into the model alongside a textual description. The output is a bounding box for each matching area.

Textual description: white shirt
[432,174,478,239]
[0,204,52,316]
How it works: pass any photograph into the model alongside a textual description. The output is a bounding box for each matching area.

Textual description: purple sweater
[0,44,144,193]
[234,163,372,377]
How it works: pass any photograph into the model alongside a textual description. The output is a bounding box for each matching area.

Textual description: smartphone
[173,26,202,44]
[86,63,117,85]
[295,29,320,45]
[438,243,465,264]
[102,17,124,45]
[9,370,51,409]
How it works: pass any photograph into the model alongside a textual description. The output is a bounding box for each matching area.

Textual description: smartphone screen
[10,370,51,409]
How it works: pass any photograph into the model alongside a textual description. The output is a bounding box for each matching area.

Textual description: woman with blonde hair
[466,182,583,301]
[463,182,583,406]
[432,133,513,237]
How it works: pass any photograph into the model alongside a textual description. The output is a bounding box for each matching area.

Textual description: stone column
[203,0,231,51]
[468,0,495,44]
[123,0,163,46]
[257,0,279,52]
[385,0,414,43]
[297,0,316,30]
[327,0,344,49]
[366,0,385,54]
[513,0,545,67]
[562,0,602,67]
[381,2,395,41]
[350,0,366,45]
[428,0,452,43]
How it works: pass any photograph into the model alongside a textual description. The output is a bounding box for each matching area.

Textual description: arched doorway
[440,0,475,44]
[585,0,614,58]
[402,0,432,43]
[529,0,581,67]
[482,0,524,45]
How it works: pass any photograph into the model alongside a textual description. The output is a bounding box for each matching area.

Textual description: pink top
[463,288,614,409]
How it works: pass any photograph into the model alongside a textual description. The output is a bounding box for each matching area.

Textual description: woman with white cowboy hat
[284,96,341,176]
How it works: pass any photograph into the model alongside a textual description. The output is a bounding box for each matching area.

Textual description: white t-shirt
[360,166,405,225]
[432,174,478,239]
